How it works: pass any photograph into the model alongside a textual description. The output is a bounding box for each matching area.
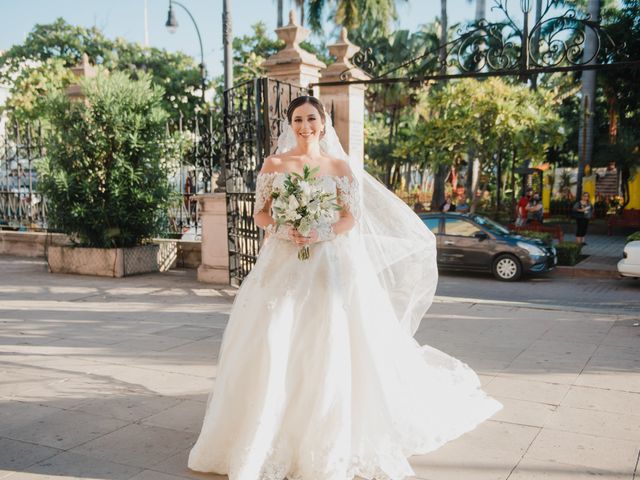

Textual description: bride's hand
[290,229,318,246]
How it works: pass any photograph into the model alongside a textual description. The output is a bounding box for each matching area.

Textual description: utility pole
[223,0,233,91]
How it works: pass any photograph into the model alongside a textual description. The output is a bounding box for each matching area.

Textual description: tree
[397,78,565,212]
[38,71,176,247]
[0,18,204,123]
[307,0,405,35]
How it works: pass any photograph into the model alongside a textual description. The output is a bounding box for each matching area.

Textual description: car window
[422,217,440,234]
[444,218,481,237]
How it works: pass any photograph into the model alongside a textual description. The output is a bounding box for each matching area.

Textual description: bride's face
[290,103,324,146]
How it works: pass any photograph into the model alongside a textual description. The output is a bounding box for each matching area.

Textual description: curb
[552,265,621,279]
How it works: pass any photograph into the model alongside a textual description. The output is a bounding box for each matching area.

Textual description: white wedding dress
[188,170,502,480]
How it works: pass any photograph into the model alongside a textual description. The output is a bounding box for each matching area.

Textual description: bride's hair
[286,96,326,125]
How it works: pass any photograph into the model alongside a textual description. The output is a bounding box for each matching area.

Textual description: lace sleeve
[254,172,277,213]
[335,175,361,220]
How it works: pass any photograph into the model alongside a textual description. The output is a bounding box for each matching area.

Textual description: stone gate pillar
[196,193,230,284]
[319,28,370,167]
[66,53,97,102]
[262,10,326,90]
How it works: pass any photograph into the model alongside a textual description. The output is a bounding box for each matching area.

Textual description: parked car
[617,241,640,278]
[420,212,557,281]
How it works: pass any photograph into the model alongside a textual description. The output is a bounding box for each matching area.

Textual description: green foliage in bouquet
[38,71,176,248]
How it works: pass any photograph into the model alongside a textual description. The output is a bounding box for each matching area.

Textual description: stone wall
[0,231,69,257]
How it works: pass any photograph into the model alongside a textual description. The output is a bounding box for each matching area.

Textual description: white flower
[288,195,300,211]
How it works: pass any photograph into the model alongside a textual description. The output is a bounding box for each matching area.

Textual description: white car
[618,240,640,278]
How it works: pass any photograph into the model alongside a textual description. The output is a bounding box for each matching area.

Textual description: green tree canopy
[0,18,204,122]
[38,71,176,247]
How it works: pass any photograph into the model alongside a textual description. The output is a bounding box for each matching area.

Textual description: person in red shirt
[516,189,532,226]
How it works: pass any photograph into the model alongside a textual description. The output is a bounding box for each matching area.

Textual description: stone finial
[70,53,97,79]
[261,9,326,85]
[322,27,369,81]
[67,53,98,102]
[273,9,311,53]
[328,28,360,68]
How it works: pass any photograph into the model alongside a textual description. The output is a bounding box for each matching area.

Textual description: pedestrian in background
[526,192,544,224]
[440,193,456,212]
[573,192,593,245]
[516,189,532,226]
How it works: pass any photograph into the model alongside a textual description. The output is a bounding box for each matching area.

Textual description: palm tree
[277,0,284,27]
[466,0,486,21]
[295,0,305,26]
[431,0,449,211]
[307,0,403,34]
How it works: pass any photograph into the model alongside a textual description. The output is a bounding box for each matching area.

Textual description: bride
[188,95,502,480]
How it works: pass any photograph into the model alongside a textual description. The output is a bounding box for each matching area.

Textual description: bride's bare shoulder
[260,155,286,174]
[327,157,353,179]
[260,152,295,173]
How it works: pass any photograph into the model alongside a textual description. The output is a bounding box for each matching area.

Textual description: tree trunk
[277,0,283,27]
[475,0,486,20]
[530,0,544,88]
[431,0,448,210]
[576,0,600,198]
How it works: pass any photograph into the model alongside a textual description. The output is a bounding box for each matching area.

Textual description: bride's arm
[253,157,278,231]
[311,162,359,242]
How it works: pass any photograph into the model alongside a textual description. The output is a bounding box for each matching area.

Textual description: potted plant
[39,70,175,277]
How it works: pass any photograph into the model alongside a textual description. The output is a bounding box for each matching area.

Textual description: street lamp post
[165,0,206,104]
[222,0,233,91]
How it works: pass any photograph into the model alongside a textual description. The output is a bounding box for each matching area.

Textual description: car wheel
[492,254,522,281]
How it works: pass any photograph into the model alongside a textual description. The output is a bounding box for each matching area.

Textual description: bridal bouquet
[270,165,341,260]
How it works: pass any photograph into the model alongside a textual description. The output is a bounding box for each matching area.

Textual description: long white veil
[276,115,438,337]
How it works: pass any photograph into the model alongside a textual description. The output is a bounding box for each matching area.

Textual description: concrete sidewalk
[556,234,627,278]
[1,255,639,480]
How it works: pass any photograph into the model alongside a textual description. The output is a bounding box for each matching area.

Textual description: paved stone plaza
[0,255,639,480]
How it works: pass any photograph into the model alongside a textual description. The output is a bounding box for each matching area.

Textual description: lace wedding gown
[188,172,502,480]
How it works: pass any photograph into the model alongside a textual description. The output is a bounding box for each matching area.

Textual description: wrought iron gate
[223,78,309,285]
[0,121,47,230]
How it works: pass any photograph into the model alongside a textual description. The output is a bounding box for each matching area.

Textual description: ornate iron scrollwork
[349,0,628,82]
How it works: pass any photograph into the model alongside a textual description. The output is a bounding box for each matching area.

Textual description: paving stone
[411,421,540,480]
[0,437,60,472]
[484,377,570,405]
[2,408,127,450]
[70,423,195,470]
[491,396,556,428]
[525,429,638,474]
[561,385,640,416]
[509,457,631,479]
[1,451,142,479]
[129,470,193,480]
[151,448,230,479]
[542,405,640,442]
[151,325,224,341]
[141,400,205,434]
[71,394,183,423]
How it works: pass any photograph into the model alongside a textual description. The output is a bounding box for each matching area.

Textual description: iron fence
[0,120,47,230]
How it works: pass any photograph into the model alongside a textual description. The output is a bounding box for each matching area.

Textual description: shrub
[39,71,174,248]
[627,231,640,244]
[517,230,553,246]
[555,242,583,266]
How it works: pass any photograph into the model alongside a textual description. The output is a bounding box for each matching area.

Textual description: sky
[1,0,526,78]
